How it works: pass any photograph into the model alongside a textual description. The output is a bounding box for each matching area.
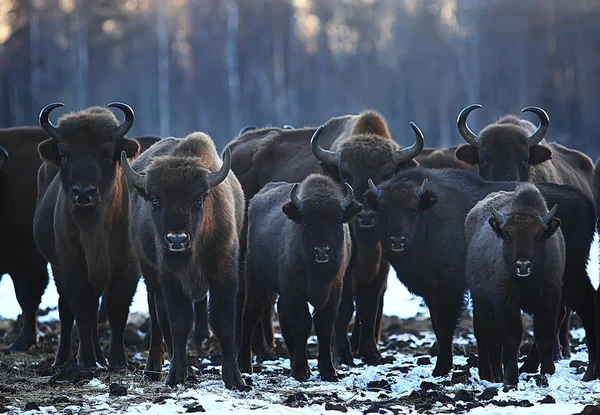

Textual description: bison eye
[479,156,488,167]
[503,234,511,243]
[61,156,68,165]
[194,196,204,207]
[522,158,530,167]
[151,197,159,207]
[411,207,418,215]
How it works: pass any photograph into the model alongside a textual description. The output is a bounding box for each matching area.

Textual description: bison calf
[466,184,565,386]
[239,175,361,381]
[121,133,246,389]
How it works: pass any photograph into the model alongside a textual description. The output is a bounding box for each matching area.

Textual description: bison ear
[282,202,302,223]
[343,201,363,223]
[38,139,61,166]
[488,217,504,239]
[115,137,140,159]
[529,145,552,165]
[396,158,418,172]
[544,217,561,238]
[454,144,479,165]
[418,190,438,211]
[319,163,341,182]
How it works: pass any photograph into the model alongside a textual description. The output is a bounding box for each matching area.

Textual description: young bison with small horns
[239,175,362,381]
[120,134,246,389]
[33,103,141,369]
[466,184,565,386]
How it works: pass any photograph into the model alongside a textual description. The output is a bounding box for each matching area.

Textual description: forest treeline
[1,0,599,157]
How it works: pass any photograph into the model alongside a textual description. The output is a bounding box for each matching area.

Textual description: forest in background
[1,0,600,157]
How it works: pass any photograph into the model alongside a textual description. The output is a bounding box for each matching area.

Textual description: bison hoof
[582,365,595,382]
[432,364,452,378]
[291,366,311,382]
[361,350,382,366]
[319,366,338,382]
[8,336,36,352]
[519,361,539,374]
[333,350,354,367]
[223,371,247,390]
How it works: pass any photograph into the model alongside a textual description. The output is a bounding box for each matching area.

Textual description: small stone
[109,382,128,397]
[454,390,474,402]
[579,404,600,415]
[185,403,206,413]
[366,379,391,391]
[570,360,587,368]
[517,400,533,407]
[478,387,498,400]
[416,357,431,366]
[420,381,438,390]
[539,395,556,404]
[451,370,470,384]
[24,402,40,411]
[325,402,348,412]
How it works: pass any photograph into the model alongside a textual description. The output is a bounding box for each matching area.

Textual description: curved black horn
[107,102,135,138]
[415,178,428,198]
[340,182,355,209]
[457,104,482,147]
[368,179,382,198]
[540,204,558,225]
[0,146,8,169]
[290,183,303,210]
[489,205,507,225]
[39,102,64,139]
[521,106,549,147]
[238,125,257,136]
[393,122,425,163]
[311,125,339,166]
[120,151,146,190]
[208,147,231,188]
[282,124,295,129]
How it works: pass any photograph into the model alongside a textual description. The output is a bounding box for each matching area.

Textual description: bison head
[121,147,231,271]
[38,102,139,219]
[282,176,362,308]
[0,146,7,170]
[488,204,561,278]
[365,178,438,256]
[454,104,551,181]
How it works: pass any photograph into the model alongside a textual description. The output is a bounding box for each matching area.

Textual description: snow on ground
[0,234,598,414]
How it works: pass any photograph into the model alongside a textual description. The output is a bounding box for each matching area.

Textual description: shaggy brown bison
[466,185,565,386]
[366,168,595,378]
[226,110,425,366]
[239,175,361,381]
[33,103,141,370]
[121,133,246,389]
[0,127,50,351]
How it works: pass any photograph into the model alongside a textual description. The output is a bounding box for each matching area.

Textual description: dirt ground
[0,308,595,415]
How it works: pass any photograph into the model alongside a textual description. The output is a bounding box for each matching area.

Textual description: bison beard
[121,133,246,390]
[33,102,141,370]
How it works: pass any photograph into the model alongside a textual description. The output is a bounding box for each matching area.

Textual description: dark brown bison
[466,184,565,386]
[239,175,361,381]
[365,168,595,378]
[415,146,474,170]
[226,110,424,366]
[455,104,595,365]
[33,103,141,369]
[121,133,246,389]
[0,127,50,351]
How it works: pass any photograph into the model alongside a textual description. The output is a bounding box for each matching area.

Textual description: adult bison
[226,110,424,366]
[466,184,565,386]
[33,103,141,369]
[121,133,246,389]
[239,175,361,381]
[365,168,595,378]
[0,127,50,351]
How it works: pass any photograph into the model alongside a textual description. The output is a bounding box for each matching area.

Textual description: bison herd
[0,102,599,391]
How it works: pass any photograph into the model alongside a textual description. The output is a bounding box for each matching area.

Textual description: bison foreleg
[143,269,166,381]
[238,281,271,374]
[472,295,497,382]
[430,292,463,377]
[278,292,312,382]
[193,297,210,346]
[54,294,74,367]
[208,273,246,390]
[74,295,101,368]
[499,303,523,387]
[314,287,342,382]
[333,270,355,366]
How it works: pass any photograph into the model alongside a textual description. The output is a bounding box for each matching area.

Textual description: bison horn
[311,125,339,166]
[340,182,355,209]
[238,125,257,136]
[120,151,146,190]
[521,106,549,147]
[393,122,425,163]
[283,124,295,129]
[0,145,8,169]
[415,178,428,198]
[540,204,558,226]
[39,102,64,139]
[290,183,303,210]
[489,205,507,226]
[457,104,482,147]
[208,147,231,188]
[368,179,382,198]
[107,102,135,138]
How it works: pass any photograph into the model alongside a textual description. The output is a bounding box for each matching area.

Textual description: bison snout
[389,235,407,252]
[164,232,190,252]
[313,246,331,264]
[356,211,378,229]
[515,259,532,277]
[70,184,99,206]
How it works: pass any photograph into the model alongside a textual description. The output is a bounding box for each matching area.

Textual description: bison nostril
[313,246,331,264]
[399,235,407,243]
[70,184,99,204]
[324,246,331,254]
[515,259,532,276]
[164,232,190,251]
